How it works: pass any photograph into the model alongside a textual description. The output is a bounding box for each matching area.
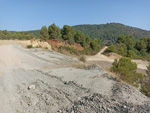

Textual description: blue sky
[0,0,150,31]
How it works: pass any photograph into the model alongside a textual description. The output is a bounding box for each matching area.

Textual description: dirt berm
[0,41,150,113]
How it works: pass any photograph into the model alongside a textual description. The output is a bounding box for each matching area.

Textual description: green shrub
[127,50,136,58]
[140,64,150,97]
[111,57,144,86]
[145,54,150,62]
[146,64,150,77]
[141,80,150,97]
[35,45,40,48]
[26,45,33,48]
[79,55,86,63]
[45,47,48,49]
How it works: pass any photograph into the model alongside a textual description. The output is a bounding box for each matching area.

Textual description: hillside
[26,30,40,37]
[25,23,150,43]
[73,23,150,42]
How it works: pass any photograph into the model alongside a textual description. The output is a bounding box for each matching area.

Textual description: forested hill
[27,30,40,37]
[25,23,150,43]
[72,23,150,42]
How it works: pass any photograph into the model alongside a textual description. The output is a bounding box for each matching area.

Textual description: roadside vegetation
[108,35,150,97]
[111,57,150,97]
[79,55,86,63]
[105,35,150,61]
[111,57,144,87]
[26,45,33,49]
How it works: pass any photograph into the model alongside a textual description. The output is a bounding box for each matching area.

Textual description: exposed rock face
[19,39,52,50]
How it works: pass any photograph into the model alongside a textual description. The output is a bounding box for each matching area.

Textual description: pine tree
[40,26,49,40]
[48,23,61,40]
[61,25,75,41]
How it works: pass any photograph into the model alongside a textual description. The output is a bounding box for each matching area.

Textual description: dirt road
[0,43,150,113]
[0,44,78,112]
[87,46,149,70]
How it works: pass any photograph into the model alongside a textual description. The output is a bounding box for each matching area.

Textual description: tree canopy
[48,23,61,40]
[61,25,75,41]
[40,26,49,40]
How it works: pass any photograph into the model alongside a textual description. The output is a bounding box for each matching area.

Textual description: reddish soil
[48,40,83,51]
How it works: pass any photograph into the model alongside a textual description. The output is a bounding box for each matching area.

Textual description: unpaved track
[87,46,149,70]
[0,44,150,113]
[0,44,79,113]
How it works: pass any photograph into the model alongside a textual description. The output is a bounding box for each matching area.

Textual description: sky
[0,0,150,31]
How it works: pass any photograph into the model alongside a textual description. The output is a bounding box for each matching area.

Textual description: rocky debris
[84,64,104,71]
[28,85,35,90]
[16,70,150,113]
[16,70,91,113]
[111,82,149,105]
[61,93,150,113]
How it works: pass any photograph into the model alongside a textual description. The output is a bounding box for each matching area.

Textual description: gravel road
[0,44,150,113]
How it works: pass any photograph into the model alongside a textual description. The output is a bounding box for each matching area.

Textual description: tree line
[26,23,150,44]
[40,23,101,54]
[105,35,150,61]
[0,30,37,40]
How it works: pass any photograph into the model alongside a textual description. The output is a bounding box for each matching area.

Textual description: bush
[140,64,150,97]
[58,46,80,55]
[141,80,150,97]
[127,50,136,58]
[45,47,48,49]
[145,54,150,62]
[79,55,86,63]
[26,45,33,48]
[111,57,144,86]
[35,45,40,48]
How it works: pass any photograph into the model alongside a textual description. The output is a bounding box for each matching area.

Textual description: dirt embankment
[0,42,150,113]
[0,39,52,50]
[48,40,83,51]
[19,39,52,50]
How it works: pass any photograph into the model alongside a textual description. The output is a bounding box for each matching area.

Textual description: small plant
[79,55,86,63]
[45,47,48,49]
[26,45,33,48]
[35,45,40,48]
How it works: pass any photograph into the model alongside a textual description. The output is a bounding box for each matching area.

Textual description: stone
[28,85,35,90]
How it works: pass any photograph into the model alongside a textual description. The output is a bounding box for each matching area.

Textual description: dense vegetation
[26,30,40,37]
[105,35,150,61]
[40,23,101,55]
[0,30,37,40]
[26,23,150,44]
[73,23,150,43]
